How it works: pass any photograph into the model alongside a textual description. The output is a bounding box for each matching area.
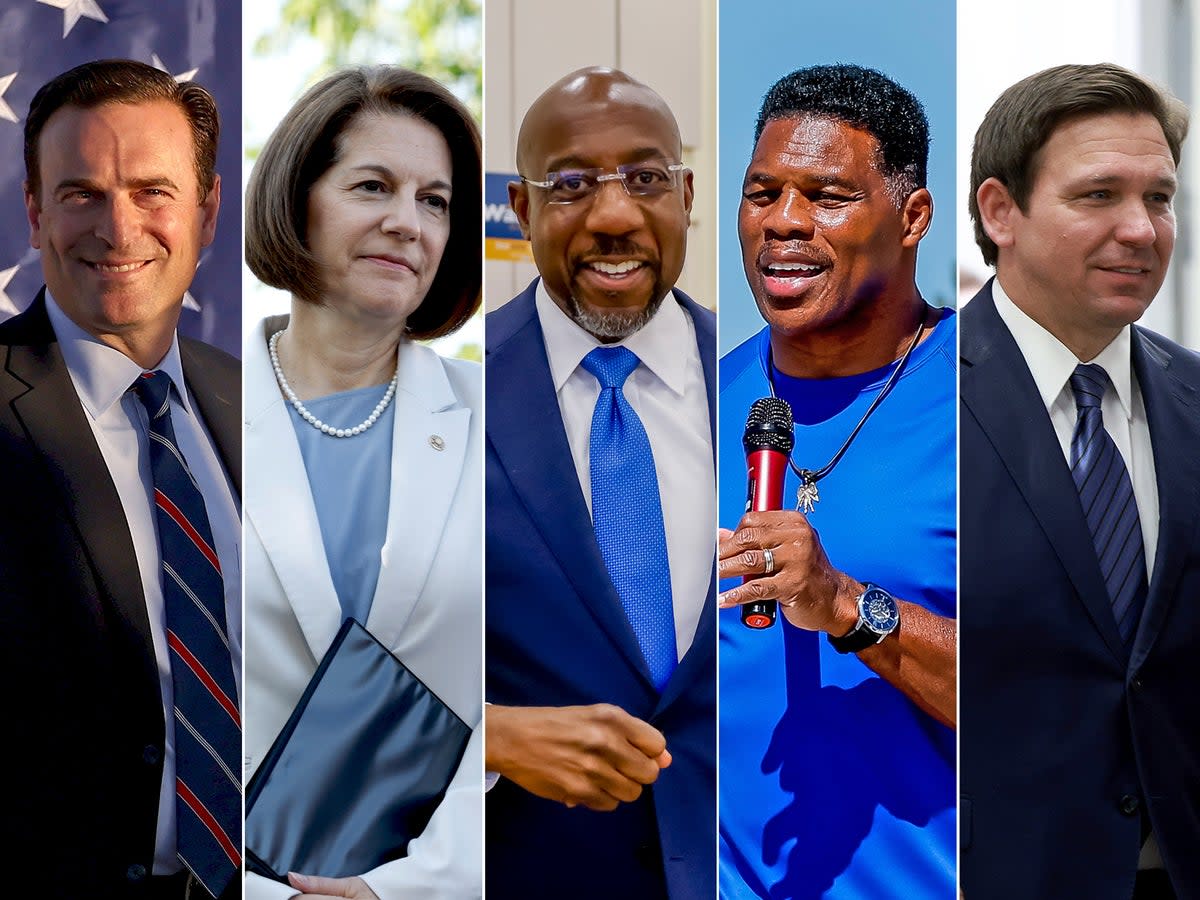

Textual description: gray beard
[567,289,667,340]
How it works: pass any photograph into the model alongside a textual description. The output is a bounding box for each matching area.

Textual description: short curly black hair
[755,64,929,204]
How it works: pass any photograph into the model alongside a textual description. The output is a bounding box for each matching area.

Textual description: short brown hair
[24,58,219,203]
[969,62,1188,266]
[245,66,481,339]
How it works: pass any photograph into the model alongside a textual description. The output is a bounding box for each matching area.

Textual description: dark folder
[245,617,471,881]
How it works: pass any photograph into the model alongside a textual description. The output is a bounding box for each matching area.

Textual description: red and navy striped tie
[1069,363,1148,647]
[133,370,241,897]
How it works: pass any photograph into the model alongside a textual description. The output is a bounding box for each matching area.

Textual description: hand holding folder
[246,618,471,881]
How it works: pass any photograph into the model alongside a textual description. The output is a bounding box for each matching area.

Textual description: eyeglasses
[521,159,687,204]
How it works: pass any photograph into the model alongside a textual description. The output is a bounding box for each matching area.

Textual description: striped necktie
[582,347,677,691]
[132,370,241,896]
[1068,363,1148,646]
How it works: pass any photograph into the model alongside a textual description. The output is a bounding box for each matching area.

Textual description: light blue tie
[582,347,677,691]
[1069,363,1148,646]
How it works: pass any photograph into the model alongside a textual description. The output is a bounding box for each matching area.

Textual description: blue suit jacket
[959,281,1200,900]
[484,280,716,900]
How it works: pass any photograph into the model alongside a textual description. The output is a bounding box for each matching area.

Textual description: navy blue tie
[582,347,677,691]
[133,371,240,896]
[1069,364,1148,646]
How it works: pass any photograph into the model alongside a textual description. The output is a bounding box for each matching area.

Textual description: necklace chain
[269,329,399,438]
[767,304,931,512]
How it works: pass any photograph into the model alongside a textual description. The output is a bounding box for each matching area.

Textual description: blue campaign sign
[485,172,522,240]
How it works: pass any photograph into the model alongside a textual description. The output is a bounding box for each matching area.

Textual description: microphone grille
[743,397,794,452]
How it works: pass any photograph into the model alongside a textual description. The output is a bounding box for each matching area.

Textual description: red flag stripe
[167,630,240,726]
[177,778,241,868]
[155,488,222,574]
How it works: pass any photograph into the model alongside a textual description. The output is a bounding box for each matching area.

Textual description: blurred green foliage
[254,0,482,118]
[251,0,483,362]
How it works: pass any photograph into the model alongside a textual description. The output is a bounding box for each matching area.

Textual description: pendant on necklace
[796,470,820,514]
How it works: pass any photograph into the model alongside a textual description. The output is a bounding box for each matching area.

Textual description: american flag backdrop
[0,0,242,356]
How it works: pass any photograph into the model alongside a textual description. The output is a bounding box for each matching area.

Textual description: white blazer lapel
[244,320,343,661]
[367,341,471,651]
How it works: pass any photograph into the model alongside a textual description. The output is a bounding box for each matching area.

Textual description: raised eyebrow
[741,171,851,191]
[348,164,452,193]
[1072,173,1179,193]
[1151,174,1179,194]
[742,170,780,190]
[543,147,671,174]
[52,178,99,196]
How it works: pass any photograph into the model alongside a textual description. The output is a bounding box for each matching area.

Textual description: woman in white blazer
[241,67,482,900]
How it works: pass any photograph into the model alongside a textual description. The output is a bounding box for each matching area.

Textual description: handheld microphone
[740,397,795,629]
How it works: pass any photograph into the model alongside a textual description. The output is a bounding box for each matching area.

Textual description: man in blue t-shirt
[718,65,957,899]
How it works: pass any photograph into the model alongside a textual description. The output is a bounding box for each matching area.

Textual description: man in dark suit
[961,62,1199,900]
[484,68,715,898]
[0,61,240,898]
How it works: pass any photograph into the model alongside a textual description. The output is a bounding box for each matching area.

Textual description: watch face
[859,587,899,635]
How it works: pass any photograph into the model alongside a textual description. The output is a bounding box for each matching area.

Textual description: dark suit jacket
[484,281,716,900]
[0,294,241,898]
[960,281,1200,900]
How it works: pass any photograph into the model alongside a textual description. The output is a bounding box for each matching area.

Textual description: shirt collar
[534,279,691,397]
[45,289,192,420]
[992,277,1134,422]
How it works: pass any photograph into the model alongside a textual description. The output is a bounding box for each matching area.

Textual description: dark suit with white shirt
[959,280,1200,899]
[0,293,240,897]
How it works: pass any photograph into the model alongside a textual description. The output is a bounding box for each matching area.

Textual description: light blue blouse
[287,384,395,624]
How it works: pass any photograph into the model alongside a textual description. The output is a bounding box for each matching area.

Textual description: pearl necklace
[269,329,398,438]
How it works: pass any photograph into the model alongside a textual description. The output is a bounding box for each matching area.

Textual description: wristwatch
[827,583,899,653]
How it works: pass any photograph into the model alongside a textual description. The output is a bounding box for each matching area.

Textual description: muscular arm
[484,703,671,811]
[718,511,956,728]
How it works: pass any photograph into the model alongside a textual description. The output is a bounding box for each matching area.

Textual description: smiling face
[25,100,219,365]
[739,115,926,347]
[305,111,453,327]
[509,72,693,341]
[979,111,1176,359]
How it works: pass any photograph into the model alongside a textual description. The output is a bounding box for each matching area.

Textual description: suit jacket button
[143,744,160,765]
[1119,794,1140,816]
[125,864,148,882]
[635,842,659,870]
[1131,676,1144,691]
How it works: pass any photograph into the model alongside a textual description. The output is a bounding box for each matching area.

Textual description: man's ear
[975,177,1018,252]
[199,174,221,247]
[508,181,532,240]
[900,187,932,248]
[24,182,42,250]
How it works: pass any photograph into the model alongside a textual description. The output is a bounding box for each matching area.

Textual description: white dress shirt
[535,281,714,657]
[46,292,242,876]
[992,278,1159,576]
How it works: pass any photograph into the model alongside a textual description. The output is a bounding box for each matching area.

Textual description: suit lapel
[243,319,343,662]
[961,285,1126,662]
[488,285,654,684]
[367,343,471,651]
[3,295,161,716]
[181,340,241,493]
[658,295,717,709]
[1129,329,1200,665]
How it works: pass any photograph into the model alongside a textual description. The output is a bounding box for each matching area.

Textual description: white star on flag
[0,266,20,317]
[183,290,200,312]
[151,54,198,84]
[0,73,17,124]
[37,0,109,39]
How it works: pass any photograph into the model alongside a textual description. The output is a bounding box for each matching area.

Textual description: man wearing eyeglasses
[484,67,716,899]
